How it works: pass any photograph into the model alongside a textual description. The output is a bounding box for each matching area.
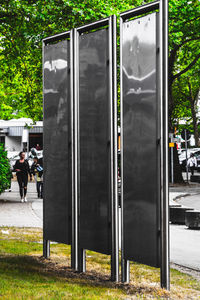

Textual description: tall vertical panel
[78,29,111,255]
[43,40,72,244]
[122,13,160,267]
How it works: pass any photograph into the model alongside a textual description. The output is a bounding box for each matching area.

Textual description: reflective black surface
[79,29,111,255]
[122,13,160,267]
[43,40,72,244]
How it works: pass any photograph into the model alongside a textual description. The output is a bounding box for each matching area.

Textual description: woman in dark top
[13,152,32,202]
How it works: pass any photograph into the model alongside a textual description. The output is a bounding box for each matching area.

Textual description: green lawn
[0,228,199,299]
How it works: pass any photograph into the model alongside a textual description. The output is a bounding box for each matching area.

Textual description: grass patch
[0,227,199,299]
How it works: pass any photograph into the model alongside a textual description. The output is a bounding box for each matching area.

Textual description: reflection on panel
[43,40,72,244]
[79,29,111,255]
[122,13,160,267]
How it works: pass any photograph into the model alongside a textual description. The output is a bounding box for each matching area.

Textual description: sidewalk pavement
[169,182,200,208]
[0,181,199,228]
[171,224,200,271]
[0,181,42,228]
[170,183,200,271]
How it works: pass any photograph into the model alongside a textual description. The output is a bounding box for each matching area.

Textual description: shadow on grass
[0,254,168,298]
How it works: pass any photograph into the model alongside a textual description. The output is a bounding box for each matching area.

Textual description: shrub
[0,144,11,194]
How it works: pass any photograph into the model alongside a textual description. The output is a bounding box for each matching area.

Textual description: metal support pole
[43,239,50,258]
[78,248,86,273]
[171,145,174,184]
[42,30,72,266]
[71,29,78,271]
[75,17,119,276]
[120,16,130,284]
[27,129,29,159]
[122,259,130,283]
[185,129,189,183]
[74,28,85,273]
[42,41,50,261]
[170,134,174,184]
[109,15,119,282]
[160,0,170,290]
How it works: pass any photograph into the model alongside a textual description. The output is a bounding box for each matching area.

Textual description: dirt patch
[35,255,170,299]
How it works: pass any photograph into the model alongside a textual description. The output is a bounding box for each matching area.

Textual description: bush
[0,144,11,194]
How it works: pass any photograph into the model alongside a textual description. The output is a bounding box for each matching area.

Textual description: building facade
[0,118,43,152]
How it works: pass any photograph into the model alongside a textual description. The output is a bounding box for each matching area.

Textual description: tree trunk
[168,85,184,183]
[188,81,200,147]
[168,85,174,132]
[190,102,199,146]
[169,145,184,184]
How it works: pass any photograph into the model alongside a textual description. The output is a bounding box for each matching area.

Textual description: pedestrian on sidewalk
[31,156,38,191]
[31,157,43,198]
[187,153,197,176]
[13,151,32,202]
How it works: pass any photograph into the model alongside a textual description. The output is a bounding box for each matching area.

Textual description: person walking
[31,157,43,198]
[187,153,197,176]
[13,151,32,202]
[31,156,38,191]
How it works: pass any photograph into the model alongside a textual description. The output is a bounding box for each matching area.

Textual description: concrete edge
[171,262,200,281]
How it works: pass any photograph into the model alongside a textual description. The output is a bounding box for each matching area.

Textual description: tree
[172,65,200,147]
[1,0,199,121]
[0,0,145,120]
[168,0,200,131]
[0,144,11,194]
[0,0,199,182]
[167,0,200,182]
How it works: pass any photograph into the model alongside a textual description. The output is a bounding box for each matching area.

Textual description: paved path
[0,181,42,228]
[175,193,200,210]
[170,224,200,270]
[170,187,200,271]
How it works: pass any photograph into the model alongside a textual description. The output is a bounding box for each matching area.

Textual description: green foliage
[0,0,199,122]
[0,0,146,121]
[172,67,200,124]
[168,0,200,130]
[0,144,11,194]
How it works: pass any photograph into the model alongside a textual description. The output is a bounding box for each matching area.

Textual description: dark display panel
[78,29,111,255]
[122,13,160,267]
[43,40,72,244]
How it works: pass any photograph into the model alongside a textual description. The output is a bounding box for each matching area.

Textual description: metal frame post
[70,29,78,271]
[120,0,169,289]
[160,0,170,290]
[74,17,119,280]
[74,27,85,273]
[43,239,50,258]
[42,39,51,260]
[120,1,159,284]
[42,31,74,265]
[119,15,130,284]
[169,133,174,183]
[109,15,119,282]
[78,248,86,273]
[185,129,189,182]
